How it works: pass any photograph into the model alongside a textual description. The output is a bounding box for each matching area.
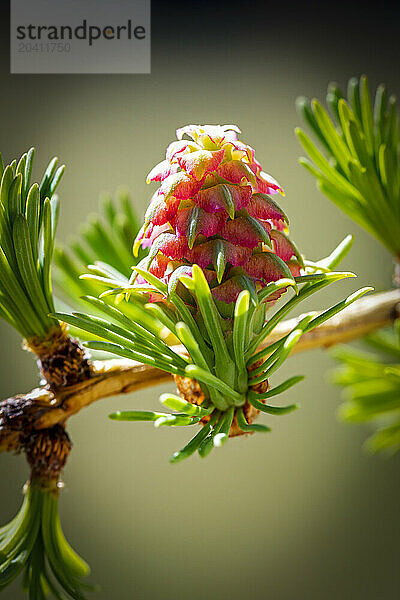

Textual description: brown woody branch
[1,289,399,444]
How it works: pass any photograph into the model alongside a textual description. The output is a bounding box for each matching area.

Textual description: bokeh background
[1,2,400,598]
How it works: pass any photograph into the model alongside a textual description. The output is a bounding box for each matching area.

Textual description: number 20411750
[17,42,71,52]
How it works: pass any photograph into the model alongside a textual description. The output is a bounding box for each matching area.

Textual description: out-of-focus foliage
[296,75,400,455]
[53,189,144,309]
[53,190,166,343]
[296,75,400,257]
[332,321,400,455]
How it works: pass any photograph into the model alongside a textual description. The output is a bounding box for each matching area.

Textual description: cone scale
[134,124,303,306]
[131,124,304,437]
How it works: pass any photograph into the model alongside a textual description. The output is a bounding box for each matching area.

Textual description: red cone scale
[134,124,303,304]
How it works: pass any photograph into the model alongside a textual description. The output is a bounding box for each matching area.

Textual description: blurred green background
[1,2,399,598]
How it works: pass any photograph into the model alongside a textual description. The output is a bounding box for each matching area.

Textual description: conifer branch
[1,289,397,441]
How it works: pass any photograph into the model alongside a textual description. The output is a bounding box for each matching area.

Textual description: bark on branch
[1,289,399,440]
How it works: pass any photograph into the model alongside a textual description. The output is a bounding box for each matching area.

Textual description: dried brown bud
[25,325,92,389]
[25,425,72,483]
[0,391,52,453]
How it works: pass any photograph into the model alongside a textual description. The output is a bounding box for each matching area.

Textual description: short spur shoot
[56,124,371,462]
